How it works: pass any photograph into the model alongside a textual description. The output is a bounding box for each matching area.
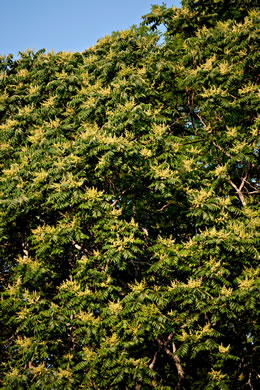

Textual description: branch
[194,115,234,160]
[246,372,254,390]
[111,188,129,207]
[228,179,247,206]
[163,345,184,389]
[149,351,158,370]
[244,179,259,191]
[212,140,233,159]
[195,113,207,128]
[157,202,171,212]
[239,175,247,192]
[155,335,185,389]
[72,240,82,250]
[172,342,185,389]
[181,139,204,146]
[167,332,175,342]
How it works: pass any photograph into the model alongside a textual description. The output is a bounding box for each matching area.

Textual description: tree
[0,1,259,389]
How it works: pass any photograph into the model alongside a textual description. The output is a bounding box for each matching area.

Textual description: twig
[111,188,129,207]
[244,179,258,191]
[195,113,207,128]
[157,203,171,212]
[212,140,233,159]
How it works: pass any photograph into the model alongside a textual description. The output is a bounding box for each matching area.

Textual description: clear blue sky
[0,0,181,57]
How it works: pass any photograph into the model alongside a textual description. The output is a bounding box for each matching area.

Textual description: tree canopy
[0,0,259,388]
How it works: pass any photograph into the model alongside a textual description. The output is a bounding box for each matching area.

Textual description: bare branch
[228,179,246,206]
[167,332,175,343]
[149,351,158,370]
[72,240,82,250]
[172,342,185,389]
[212,140,233,159]
[244,179,258,191]
[163,345,185,389]
[239,175,247,192]
[155,335,185,389]
[111,188,129,207]
[155,337,163,347]
[157,203,171,212]
[246,372,254,390]
[195,113,207,128]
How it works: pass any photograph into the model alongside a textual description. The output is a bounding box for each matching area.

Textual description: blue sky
[0,0,181,57]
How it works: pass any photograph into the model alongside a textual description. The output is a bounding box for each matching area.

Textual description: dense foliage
[0,0,259,388]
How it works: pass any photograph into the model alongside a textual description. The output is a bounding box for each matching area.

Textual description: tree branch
[239,175,247,192]
[163,344,184,389]
[172,342,185,389]
[244,179,258,191]
[72,240,82,250]
[212,140,233,159]
[111,188,129,207]
[157,203,171,212]
[149,351,158,370]
[228,179,247,206]
[155,335,185,389]
[195,112,207,128]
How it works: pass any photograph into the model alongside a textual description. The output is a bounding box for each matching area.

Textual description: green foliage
[0,1,259,389]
